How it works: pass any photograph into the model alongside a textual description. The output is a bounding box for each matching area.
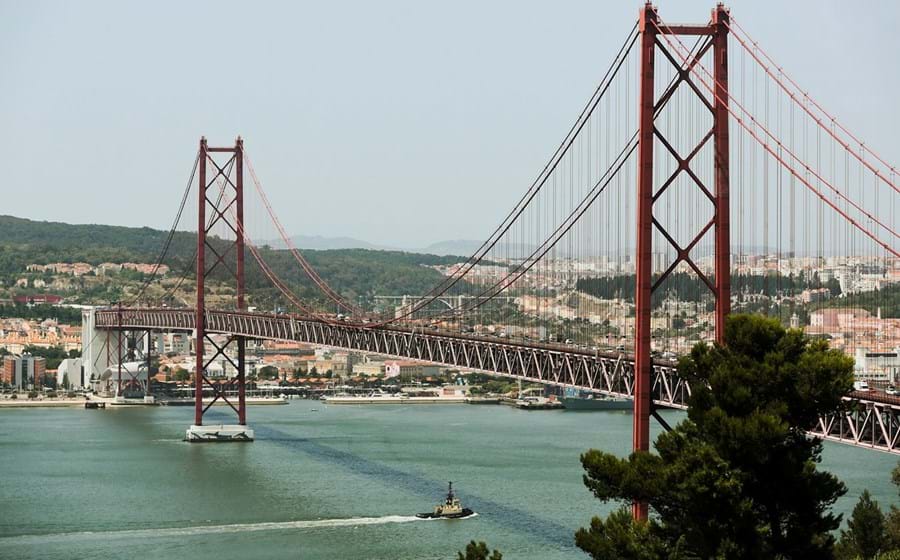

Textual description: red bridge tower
[633,3,730,518]
[186,136,252,442]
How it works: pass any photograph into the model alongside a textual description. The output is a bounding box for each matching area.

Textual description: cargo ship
[561,393,632,411]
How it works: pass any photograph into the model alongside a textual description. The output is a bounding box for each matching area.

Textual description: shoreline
[0,397,288,409]
[0,399,89,408]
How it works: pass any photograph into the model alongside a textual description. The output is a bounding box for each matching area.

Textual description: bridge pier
[185,424,254,442]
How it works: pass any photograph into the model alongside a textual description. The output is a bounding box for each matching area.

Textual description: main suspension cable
[241,23,640,321]
[127,150,200,306]
[728,17,900,194]
[654,18,898,257]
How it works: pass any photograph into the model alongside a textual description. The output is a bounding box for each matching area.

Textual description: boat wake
[0,515,423,546]
[422,512,479,521]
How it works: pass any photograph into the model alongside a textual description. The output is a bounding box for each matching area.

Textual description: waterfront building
[1,354,46,389]
[311,357,349,377]
[56,358,85,389]
[384,360,442,379]
[854,347,900,383]
[353,361,386,377]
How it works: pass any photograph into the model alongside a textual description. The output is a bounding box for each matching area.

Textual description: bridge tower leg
[235,139,247,425]
[116,304,123,397]
[146,330,153,398]
[633,2,657,522]
[632,3,730,520]
[187,136,253,442]
[194,137,206,428]
[712,5,731,343]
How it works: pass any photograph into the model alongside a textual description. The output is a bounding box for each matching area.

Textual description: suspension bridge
[83,3,900,519]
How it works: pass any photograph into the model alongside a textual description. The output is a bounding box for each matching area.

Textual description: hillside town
[1,253,898,395]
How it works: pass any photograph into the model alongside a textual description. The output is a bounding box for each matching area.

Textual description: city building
[854,347,900,383]
[163,333,191,355]
[56,357,85,389]
[353,361,386,377]
[0,322,81,354]
[13,294,63,305]
[384,360,442,379]
[800,288,831,304]
[1,354,46,389]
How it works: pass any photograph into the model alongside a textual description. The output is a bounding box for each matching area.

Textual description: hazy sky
[1,1,898,248]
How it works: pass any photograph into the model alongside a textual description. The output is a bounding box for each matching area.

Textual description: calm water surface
[0,402,896,559]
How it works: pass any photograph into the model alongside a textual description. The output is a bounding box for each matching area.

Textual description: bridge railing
[94,307,686,407]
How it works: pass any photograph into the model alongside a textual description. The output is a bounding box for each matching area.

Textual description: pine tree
[837,490,886,559]
[575,508,671,560]
[577,314,854,559]
[885,463,900,551]
[457,541,502,560]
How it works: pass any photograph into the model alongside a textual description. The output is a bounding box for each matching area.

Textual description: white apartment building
[855,347,900,383]
[56,357,85,389]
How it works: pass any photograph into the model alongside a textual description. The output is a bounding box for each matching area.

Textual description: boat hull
[416,508,475,519]
[322,396,467,405]
[561,396,633,411]
[323,396,406,404]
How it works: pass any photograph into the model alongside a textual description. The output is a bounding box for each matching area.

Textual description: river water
[0,402,897,559]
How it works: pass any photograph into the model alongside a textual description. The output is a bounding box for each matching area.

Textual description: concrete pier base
[184,424,254,442]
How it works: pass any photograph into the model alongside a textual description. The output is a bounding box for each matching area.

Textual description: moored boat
[466,396,500,404]
[514,395,564,410]
[561,394,633,411]
[322,390,407,404]
[402,386,467,404]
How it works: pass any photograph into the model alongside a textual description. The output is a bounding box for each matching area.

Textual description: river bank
[0,396,288,408]
[0,397,88,408]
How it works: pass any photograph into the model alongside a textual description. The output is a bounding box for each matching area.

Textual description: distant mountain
[418,239,484,256]
[265,235,396,252]
[247,232,846,260]
[276,236,546,259]
[417,239,550,259]
[266,235,488,257]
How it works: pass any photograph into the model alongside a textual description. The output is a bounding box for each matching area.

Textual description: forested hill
[0,215,469,303]
[0,215,193,263]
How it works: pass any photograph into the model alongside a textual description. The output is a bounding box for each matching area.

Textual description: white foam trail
[0,515,423,546]
[421,512,479,521]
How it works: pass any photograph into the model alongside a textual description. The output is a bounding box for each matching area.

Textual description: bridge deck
[94,308,900,455]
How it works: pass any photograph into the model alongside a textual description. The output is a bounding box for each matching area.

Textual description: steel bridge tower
[186,136,253,442]
[633,3,730,519]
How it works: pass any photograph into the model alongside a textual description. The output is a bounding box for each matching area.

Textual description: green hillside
[0,215,469,309]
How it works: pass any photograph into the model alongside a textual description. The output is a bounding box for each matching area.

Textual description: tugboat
[416,482,474,519]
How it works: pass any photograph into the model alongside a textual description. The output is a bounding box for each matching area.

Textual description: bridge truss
[95,308,900,455]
